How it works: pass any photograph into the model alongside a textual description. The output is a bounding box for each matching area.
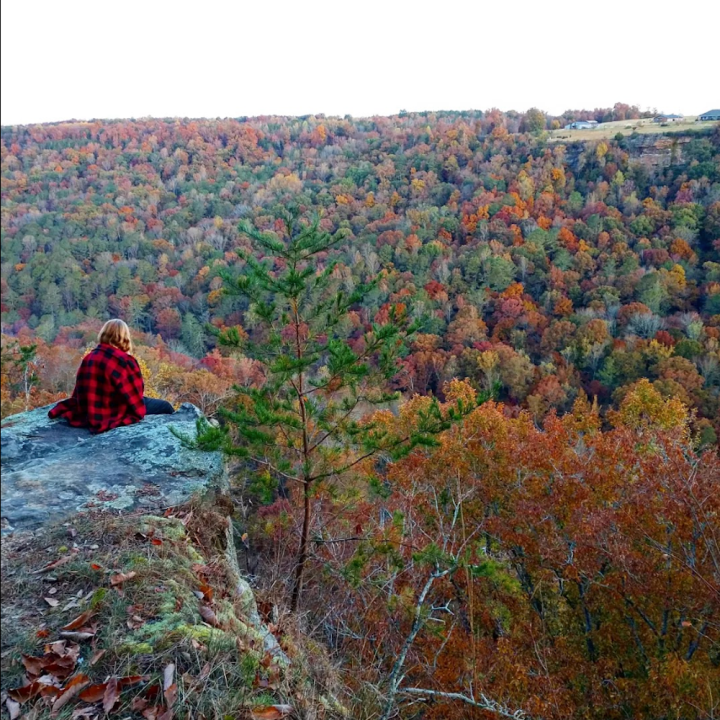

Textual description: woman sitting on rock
[49,319,174,433]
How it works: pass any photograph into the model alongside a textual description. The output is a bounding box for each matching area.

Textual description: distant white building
[653,114,684,123]
[564,120,599,130]
[698,109,720,121]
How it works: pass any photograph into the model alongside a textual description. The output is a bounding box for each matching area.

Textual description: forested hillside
[1,108,719,719]
[2,109,719,439]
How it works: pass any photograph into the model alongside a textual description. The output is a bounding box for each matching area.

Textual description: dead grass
[0,498,347,719]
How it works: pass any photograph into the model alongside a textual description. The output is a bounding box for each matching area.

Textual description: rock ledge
[1,403,224,533]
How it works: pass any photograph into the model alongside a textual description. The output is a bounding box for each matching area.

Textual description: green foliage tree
[191,214,476,610]
[180,313,206,357]
[523,107,547,134]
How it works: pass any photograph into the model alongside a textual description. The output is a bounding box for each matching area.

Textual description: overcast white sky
[1,0,714,125]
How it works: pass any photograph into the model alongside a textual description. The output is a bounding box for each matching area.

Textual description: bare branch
[379,567,452,720]
[400,687,535,719]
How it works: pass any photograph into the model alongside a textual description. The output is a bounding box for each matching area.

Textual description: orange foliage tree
[298,382,718,719]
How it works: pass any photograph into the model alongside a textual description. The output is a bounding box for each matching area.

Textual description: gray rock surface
[1,403,224,534]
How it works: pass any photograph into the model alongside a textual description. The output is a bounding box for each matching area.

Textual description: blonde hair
[98,319,133,353]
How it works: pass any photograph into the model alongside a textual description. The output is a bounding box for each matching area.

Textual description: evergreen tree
[190,214,476,610]
[181,313,206,357]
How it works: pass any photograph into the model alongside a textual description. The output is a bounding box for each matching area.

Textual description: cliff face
[623,134,694,168]
[562,132,697,172]
[1,403,224,533]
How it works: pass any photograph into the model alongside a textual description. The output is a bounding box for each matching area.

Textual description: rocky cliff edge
[1,403,223,534]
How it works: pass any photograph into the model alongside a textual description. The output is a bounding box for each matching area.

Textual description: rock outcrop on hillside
[1,403,224,534]
[1,402,292,673]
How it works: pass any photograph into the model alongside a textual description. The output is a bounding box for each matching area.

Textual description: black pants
[143,397,174,415]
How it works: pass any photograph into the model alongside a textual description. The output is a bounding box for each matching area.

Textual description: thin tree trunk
[24,365,31,411]
[291,478,311,612]
[290,294,311,612]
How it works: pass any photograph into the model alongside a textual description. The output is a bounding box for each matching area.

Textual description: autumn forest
[1,105,719,719]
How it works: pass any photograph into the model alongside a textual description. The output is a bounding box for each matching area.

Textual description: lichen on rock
[1,403,225,533]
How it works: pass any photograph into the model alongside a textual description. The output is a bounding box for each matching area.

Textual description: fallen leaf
[37,647,79,680]
[151,538,163,546]
[89,649,106,667]
[43,660,77,680]
[44,641,64,655]
[21,654,45,677]
[61,598,81,612]
[5,699,20,720]
[198,604,220,627]
[250,705,293,720]
[36,629,50,639]
[51,673,90,715]
[44,597,60,608]
[180,511,193,527]
[102,677,119,713]
[90,563,103,571]
[48,587,58,596]
[78,683,107,703]
[163,682,177,708]
[36,673,62,688]
[162,664,175,692]
[45,640,79,659]
[266,667,281,690]
[198,581,213,602]
[62,611,97,632]
[142,706,161,720]
[40,685,62,699]
[131,697,149,711]
[119,675,147,687]
[110,571,137,586]
[197,663,211,682]
[157,709,174,720]
[34,555,73,574]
